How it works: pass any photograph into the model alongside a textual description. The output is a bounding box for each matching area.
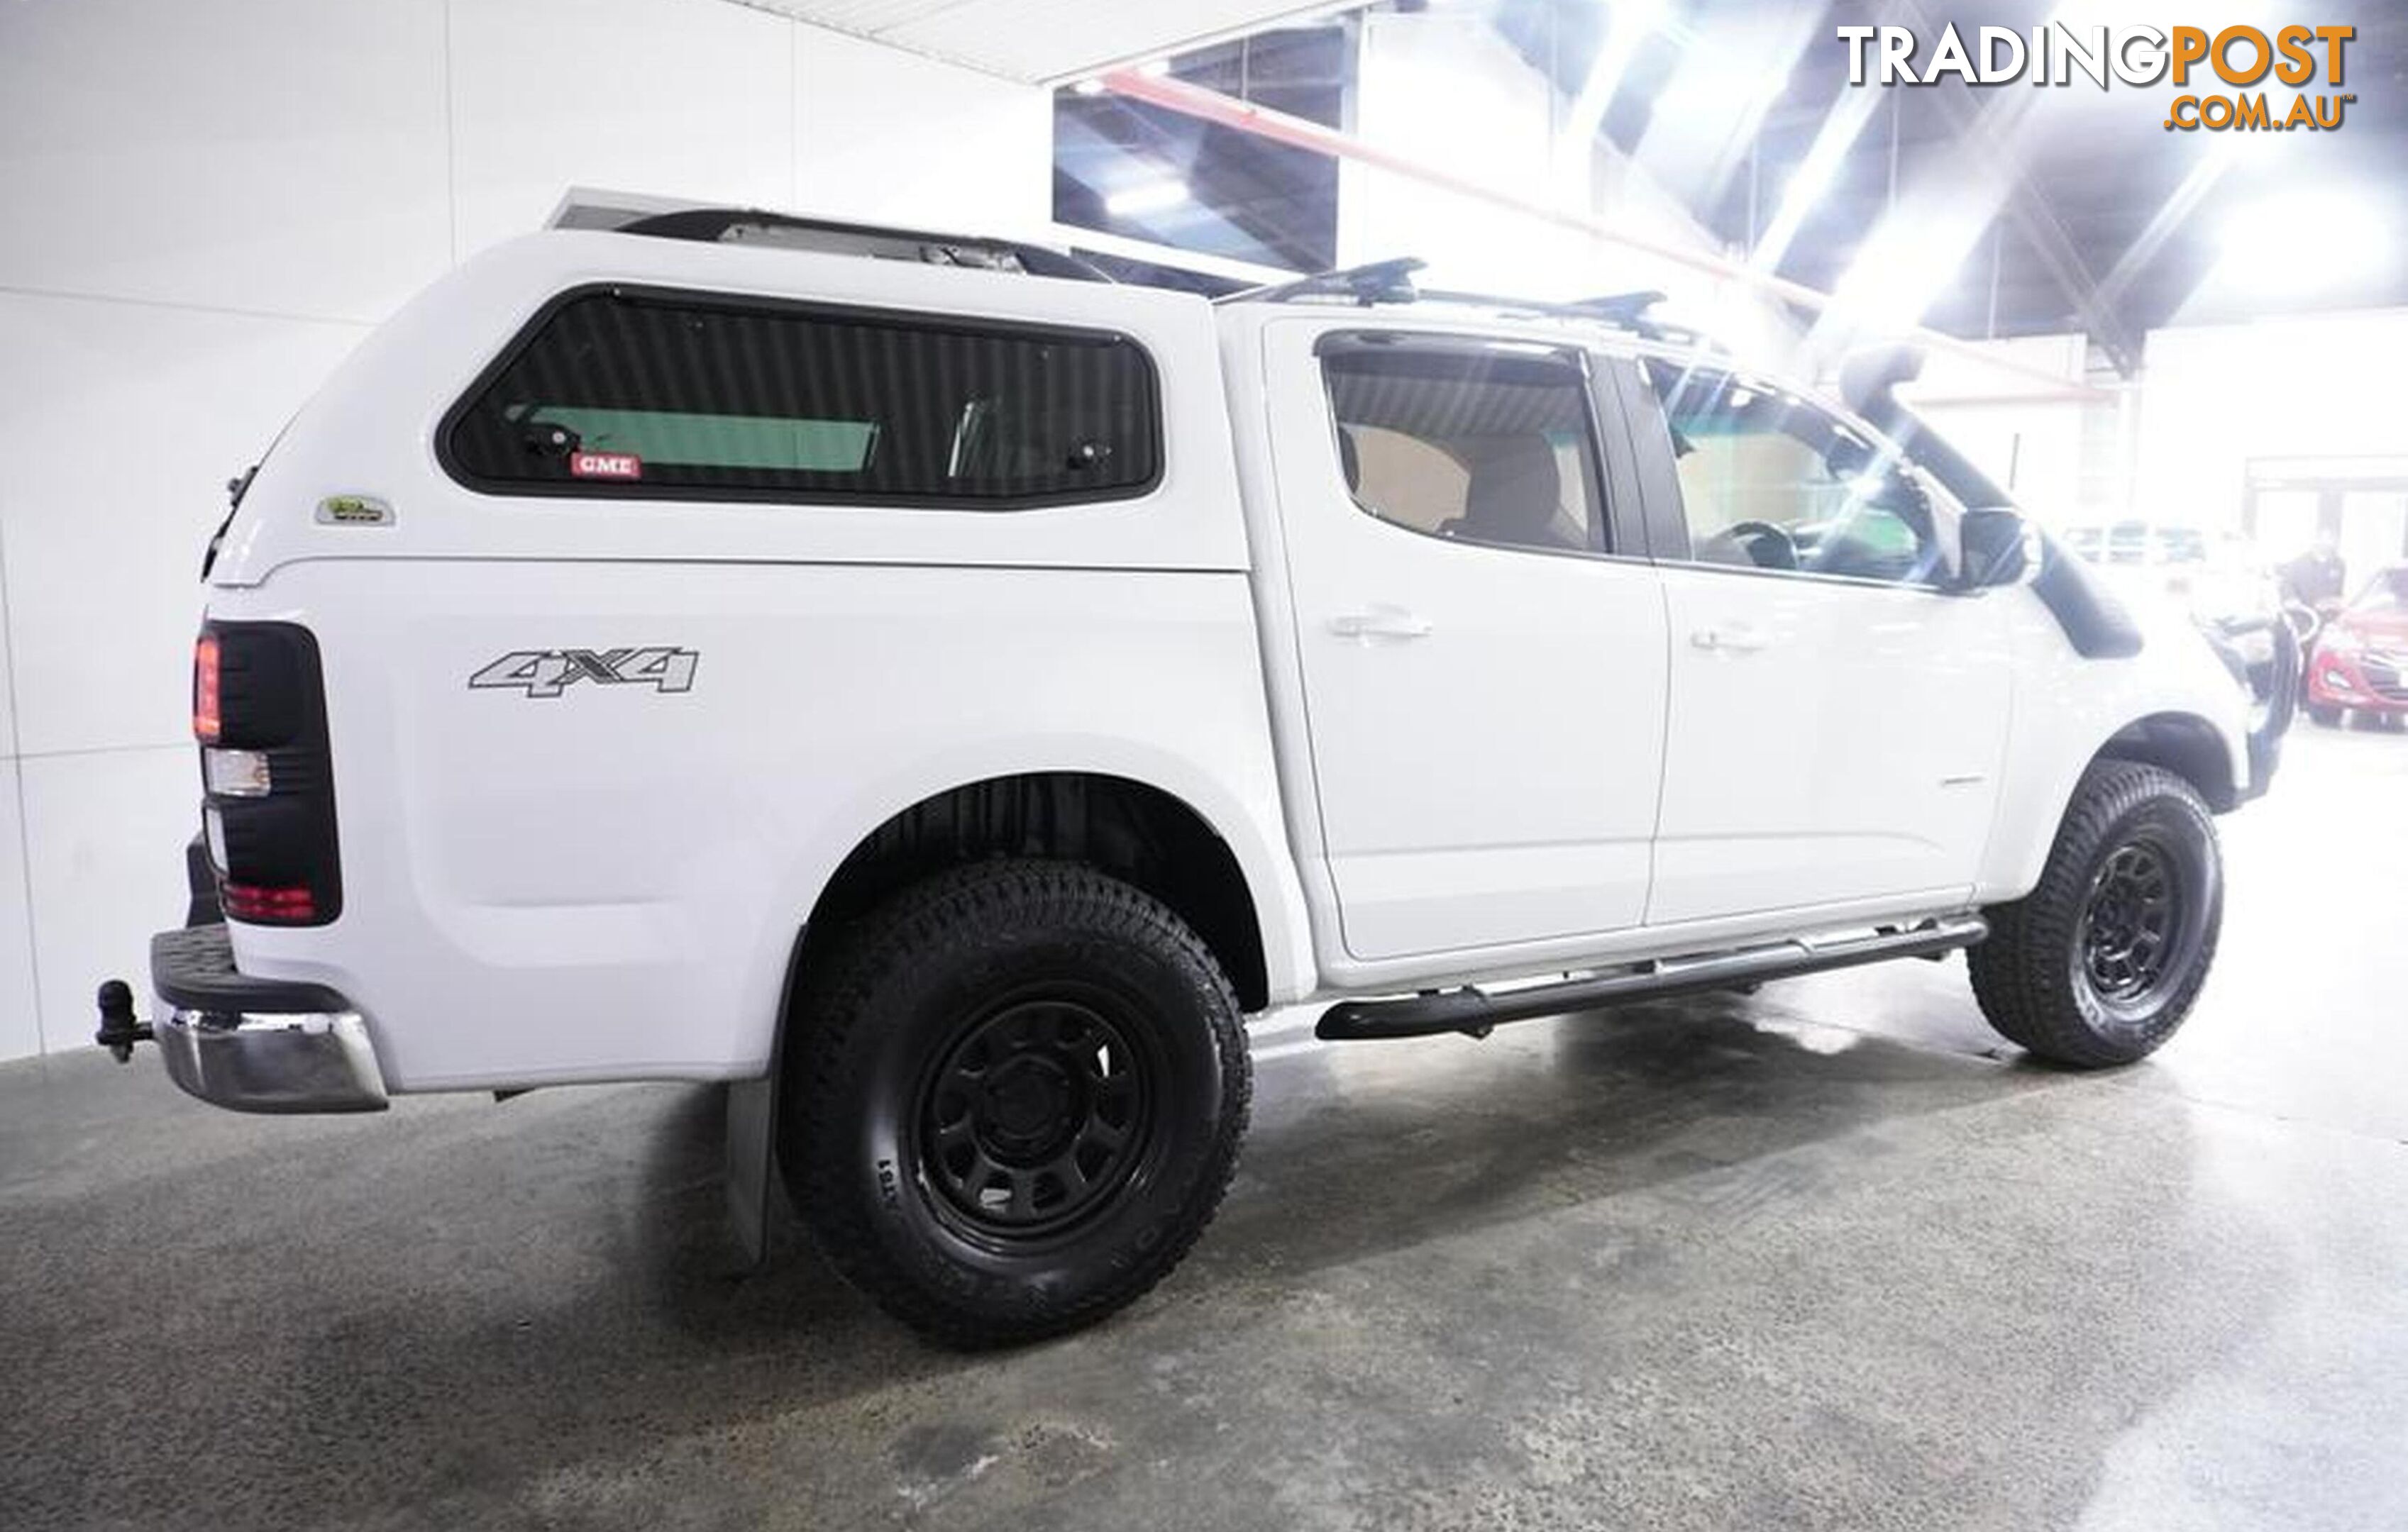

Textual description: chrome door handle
[1691,625,1769,654]
[1330,609,1433,640]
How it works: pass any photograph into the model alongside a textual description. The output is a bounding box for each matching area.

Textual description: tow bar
[94,979,153,1061]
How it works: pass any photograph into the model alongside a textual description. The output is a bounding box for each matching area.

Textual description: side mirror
[1959,507,2035,589]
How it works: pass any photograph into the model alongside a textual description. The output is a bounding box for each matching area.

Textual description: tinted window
[1322,337,1608,555]
[445,289,1159,506]
[1644,360,1948,587]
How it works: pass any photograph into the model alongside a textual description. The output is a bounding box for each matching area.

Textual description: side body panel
[1973,581,2253,904]
[214,562,1306,1091]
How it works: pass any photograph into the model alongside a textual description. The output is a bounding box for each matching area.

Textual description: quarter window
[1321,336,1610,555]
[1643,360,1950,587]
[444,288,1160,506]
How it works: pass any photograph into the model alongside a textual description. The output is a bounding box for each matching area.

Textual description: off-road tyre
[780,860,1250,1348]
[1969,760,2221,1067]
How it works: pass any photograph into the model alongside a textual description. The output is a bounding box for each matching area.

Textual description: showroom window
[443,288,1161,506]
[1641,360,1951,587]
[1320,335,1610,555]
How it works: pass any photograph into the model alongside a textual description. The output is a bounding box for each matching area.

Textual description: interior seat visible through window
[1445,434,1569,550]
[1320,335,1609,557]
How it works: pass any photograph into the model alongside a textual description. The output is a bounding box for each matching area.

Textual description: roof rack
[615,207,1114,284]
[1225,257,1721,350]
[1236,257,1428,306]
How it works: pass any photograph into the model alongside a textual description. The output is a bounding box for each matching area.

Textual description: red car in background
[2306,564,2408,728]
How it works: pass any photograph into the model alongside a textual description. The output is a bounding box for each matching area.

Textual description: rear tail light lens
[202,747,271,797]
[192,635,223,743]
[220,882,318,923]
[193,621,340,926]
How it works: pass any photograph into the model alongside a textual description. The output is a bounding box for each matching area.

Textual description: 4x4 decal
[470,647,698,699]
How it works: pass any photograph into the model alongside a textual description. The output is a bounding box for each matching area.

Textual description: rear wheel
[781,860,1250,1348]
[1970,761,2221,1067]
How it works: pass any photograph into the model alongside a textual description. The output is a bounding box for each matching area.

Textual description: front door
[1264,325,1671,962]
[1620,357,2013,925]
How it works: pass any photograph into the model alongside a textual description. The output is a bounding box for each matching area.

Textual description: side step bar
[1315,915,1989,1043]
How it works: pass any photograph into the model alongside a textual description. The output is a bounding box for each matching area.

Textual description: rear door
[1262,325,1671,961]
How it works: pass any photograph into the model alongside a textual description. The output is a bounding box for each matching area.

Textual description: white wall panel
[0,0,451,324]
[2136,311,2408,542]
[0,296,370,760]
[449,0,798,261]
[1904,335,2095,525]
[0,761,41,1060]
[18,748,194,1061]
[794,26,1049,234]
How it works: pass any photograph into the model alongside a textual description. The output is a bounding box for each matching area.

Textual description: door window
[1320,336,1610,555]
[1642,360,1952,587]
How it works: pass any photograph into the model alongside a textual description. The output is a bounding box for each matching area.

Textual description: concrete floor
[6,724,2407,1531]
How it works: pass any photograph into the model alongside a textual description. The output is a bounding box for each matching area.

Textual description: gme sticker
[569,451,642,481]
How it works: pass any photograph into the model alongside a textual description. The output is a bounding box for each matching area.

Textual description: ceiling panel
[752,0,963,31]
[729,0,1339,82]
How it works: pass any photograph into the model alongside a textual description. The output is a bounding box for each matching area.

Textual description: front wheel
[2306,703,2344,728]
[780,860,1250,1348]
[1969,761,2221,1067]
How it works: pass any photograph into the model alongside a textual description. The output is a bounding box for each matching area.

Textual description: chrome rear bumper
[148,925,389,1114]
[153,1006,388,1113]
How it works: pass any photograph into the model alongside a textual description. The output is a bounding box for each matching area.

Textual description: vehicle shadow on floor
[1192,992,2079,1284]
[622,990,2088,1356]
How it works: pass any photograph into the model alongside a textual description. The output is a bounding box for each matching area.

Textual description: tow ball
[94,979,153,1062]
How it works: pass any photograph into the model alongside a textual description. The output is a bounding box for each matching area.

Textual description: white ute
[104,211,2292,1345]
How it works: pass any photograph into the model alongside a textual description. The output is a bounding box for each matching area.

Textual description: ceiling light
[1833,210,1993,331]
[1136,57,1172,78]
[1752,87,1882,270]
[1071,77,1106,96]
[2219,191,2387,294]
[1105,179,1191,218]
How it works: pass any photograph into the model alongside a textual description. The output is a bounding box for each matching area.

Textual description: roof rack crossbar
[1228,262,1723,352]
[1231,257,1427,306]
[615,207,1114,284]
[1417,287,1686,338]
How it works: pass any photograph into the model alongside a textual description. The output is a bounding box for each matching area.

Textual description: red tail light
[220,882,317,923]
[193,621,340,926]
[192,635,223,743]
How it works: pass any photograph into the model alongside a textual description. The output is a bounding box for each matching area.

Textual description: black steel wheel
[1971,760,2222,1067]
[916,987,1159,1245]
[2078,837,2186,1011]
[782,860,1249,1348]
